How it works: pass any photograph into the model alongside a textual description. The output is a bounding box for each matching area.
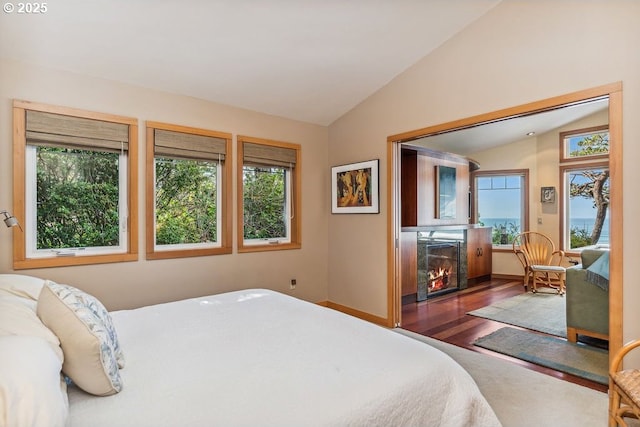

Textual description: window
[561,163,609,251]
[237,136,301,252]
[560,125,609,162]
[472,170,529,247]
[13,100,138,268]
[559,125,610,252]
[146,122,232,259]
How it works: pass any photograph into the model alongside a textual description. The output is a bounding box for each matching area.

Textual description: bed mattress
[67,289,501,426]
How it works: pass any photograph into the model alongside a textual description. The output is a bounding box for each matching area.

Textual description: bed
[0,274,501,427]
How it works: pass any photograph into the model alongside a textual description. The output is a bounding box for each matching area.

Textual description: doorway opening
[386,83,623,373]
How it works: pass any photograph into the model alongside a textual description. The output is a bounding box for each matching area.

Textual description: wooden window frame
[559,124,609,163]
[12,100,139,269]
[559,160,609,254]
[145,121,232,260]
[470,169,530,252]
[237,135,301,253]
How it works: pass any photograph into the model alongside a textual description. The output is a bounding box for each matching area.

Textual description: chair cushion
[530,265,566,272]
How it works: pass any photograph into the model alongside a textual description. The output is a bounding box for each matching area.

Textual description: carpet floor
[467,291,566,337]
[473,327,608,385]
[394,329,608,427]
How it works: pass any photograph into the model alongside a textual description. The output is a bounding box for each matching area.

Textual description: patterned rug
[467,291,566,337]
[473,327,608,385]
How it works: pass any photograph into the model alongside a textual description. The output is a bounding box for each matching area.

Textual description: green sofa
[565,248,609,343]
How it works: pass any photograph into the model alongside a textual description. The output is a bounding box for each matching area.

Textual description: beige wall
[327,0,640,349]
[470,108,609,276]
[0,59,330,310]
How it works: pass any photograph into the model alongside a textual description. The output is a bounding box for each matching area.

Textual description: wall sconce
[1,210,22,231]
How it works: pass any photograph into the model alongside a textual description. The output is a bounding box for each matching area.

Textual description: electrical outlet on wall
[290,279,296,290]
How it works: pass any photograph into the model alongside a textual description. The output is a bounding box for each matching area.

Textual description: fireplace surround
[416,229,467,301]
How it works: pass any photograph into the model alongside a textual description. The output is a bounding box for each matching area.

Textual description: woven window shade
[26,110,129,152]
[243,142,296,168]
[155,129,226,161]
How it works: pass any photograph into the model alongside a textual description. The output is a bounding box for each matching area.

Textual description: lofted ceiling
[0,0,501,125]
[405,98,609,156]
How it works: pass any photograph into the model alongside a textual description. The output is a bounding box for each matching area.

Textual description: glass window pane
[243,165,287,240]
[476,174,523,245]
[476,177,492,190]
[491,176,506,189]
[565,131,609,158]
[505,176,521,189]
[566,168,610,250]
[155,158,218,246]
[35,147,121,250]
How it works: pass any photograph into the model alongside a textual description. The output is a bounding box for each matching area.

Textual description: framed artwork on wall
[541,186,556,203]
[331,159,379,214]
[435,165,456,219]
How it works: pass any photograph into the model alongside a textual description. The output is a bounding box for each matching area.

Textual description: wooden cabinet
[400,231,417,298]
[467,227,492,281]
[400,147,471,227]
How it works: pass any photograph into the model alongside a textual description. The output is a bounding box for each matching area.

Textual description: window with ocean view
[563,165,609,251]
[473,170,529,246]
[559,125,609,252]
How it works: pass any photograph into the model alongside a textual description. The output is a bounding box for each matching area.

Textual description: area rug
[467,292,566,337]
[473,327,608,385]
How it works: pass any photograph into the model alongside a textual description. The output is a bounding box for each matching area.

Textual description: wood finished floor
[401,278,608,392]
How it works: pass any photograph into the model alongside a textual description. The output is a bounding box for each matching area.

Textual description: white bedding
[67,289,501,427]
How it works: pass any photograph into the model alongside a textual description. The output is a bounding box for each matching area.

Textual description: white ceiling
[0,0,501,125]
[405,98,609,156]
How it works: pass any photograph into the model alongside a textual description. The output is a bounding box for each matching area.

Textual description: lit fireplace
[428,266,453,292]
[417,234,461,301]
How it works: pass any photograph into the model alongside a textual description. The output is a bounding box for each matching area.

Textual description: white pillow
[0,335,68,427]
[0,274,46,300]
[37,282,123,396]
[0,295,63,363]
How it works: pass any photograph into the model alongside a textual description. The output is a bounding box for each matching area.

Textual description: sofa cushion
[580,248,608,269]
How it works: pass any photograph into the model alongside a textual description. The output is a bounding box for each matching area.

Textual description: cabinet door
[467,227,492,279]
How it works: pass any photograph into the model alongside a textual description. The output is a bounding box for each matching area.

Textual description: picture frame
[434,165,457,219]
[331,159,379,214]
[541,186,556,203]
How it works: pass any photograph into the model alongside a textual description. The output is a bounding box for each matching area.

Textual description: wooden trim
[13,254,138,269]
[146,121,232,140]
[324,301,390,327]
[145,121,233,260]
[12,100,139,269]
[236,135,302,253]
[387,83,623,371]
[237,243,301,253]
[559,124,609,163]
[12,106,26,265]
[387,82,622,143]
[387,138,399,327]
[608,88,623,365]
[13,99,137,125]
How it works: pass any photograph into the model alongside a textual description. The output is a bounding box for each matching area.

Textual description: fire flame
[428,267,452,291]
